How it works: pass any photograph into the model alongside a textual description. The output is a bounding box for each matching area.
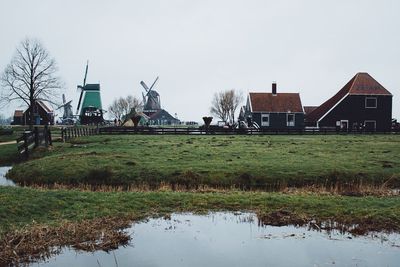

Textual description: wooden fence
[16,126,52,158]
[99,126,400,135]
[61,126,99,142]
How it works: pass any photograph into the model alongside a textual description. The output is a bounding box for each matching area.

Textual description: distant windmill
[56,94,74,124]
[141,76,161,111]
[76,61,104,124]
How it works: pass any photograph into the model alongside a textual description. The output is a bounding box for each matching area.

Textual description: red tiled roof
[249,93,303,113]
[306,73,392,123]
[303,106,318,115]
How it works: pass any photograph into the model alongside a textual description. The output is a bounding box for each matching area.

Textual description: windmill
[141,76,161,112]
[56,94,74,124]
[76,61,104,125]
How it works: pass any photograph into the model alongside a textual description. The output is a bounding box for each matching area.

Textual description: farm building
[305,73,393,131]
[12,110,24,125]
[141,77,180,125]
[244,83,304,130]
[12,101,55,125]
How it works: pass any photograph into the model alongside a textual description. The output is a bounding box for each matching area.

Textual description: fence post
[34,127,39,148]
[48,126,52,146]
[61,128,65,142]
[44,125,49,147]
[23,132,29,158]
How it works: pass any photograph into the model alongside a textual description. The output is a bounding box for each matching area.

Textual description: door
[364,120,376,132]
[340,120,348,132]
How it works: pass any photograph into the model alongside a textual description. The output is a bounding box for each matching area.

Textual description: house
[14,101,55,125]
[145,109,180,125]
[12,110,24,125]
[305,73,393,131]
[244,83,304,130]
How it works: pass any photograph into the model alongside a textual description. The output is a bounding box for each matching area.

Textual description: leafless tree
[108,95,143,121]
[0,38,63,128]
[210,89,243,125]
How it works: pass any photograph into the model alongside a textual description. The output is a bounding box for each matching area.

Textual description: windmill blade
[149,76,159,91]
[140,81,149,92]
[83,61,89,86]
[62,94,66,104]
[142,92,146,103]
[76,89,84,114]
[146,91,158,107]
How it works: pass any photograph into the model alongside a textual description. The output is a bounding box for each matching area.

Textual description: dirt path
[0,141,16,146]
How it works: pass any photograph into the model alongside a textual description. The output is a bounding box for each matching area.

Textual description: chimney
[272,82,277,95]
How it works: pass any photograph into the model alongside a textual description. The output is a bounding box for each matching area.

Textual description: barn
[244,83,304,130]
[13,101,55,125]
[305,73,393,131]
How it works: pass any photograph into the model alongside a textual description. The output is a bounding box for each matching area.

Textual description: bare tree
[0,38,62,128]
[210,89,243,125]
[108,95,143,121]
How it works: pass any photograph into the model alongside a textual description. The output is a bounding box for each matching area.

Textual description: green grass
[7,134,400,189]
[1,187,399,235]
[0,144,19,166]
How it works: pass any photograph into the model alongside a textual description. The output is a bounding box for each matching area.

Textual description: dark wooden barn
[14,101,55,125]
[12,110,24,125]
[244,83,304,130]
[305,73,393,131]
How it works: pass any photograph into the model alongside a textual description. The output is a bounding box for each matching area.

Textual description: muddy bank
[0,216,135,266]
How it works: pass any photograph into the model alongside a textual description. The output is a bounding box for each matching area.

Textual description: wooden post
[48,126,52,146]
[23,132,29,158]
[44,125,49,147]
[34,127,39,148]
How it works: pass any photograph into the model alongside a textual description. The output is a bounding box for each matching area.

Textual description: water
[36,212,400,267]
[0,166,15,186]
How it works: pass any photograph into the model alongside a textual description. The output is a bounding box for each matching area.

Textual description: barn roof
[149,109,179,122]
[249,93,303,113]
[303,106,318,115]
[306,72,392,123]
[14,110,23,117]
[36,100,53,113]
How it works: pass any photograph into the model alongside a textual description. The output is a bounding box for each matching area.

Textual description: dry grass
[0,216,134,266]
[24,181,400,197]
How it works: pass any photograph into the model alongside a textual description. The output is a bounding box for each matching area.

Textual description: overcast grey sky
[1,0,399,121]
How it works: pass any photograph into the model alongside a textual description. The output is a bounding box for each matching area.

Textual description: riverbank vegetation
[1,186,400,265]
[6,134,400,190]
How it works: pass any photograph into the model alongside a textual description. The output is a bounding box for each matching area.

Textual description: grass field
[0,143,19,166]
[6,134,400,189]
[1,187,399,235]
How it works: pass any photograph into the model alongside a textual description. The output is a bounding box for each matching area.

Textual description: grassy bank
[1,186,400,235]
[0,143,19,166]
[2,183,400,264]
[7,134,400,189]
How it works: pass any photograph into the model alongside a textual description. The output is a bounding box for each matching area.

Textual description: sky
[0,0,399,122]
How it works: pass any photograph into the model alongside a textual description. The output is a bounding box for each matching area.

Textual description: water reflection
[0,166,15,186]
[37,212,400,267]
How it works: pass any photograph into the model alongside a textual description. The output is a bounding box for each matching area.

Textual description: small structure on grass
[244,82,304,130]
[305,72,393,131]
[140,77,180,125]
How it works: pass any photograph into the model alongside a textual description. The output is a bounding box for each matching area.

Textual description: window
[287,114,295,127]
[261,114,269,127]
[365,97,377,108]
